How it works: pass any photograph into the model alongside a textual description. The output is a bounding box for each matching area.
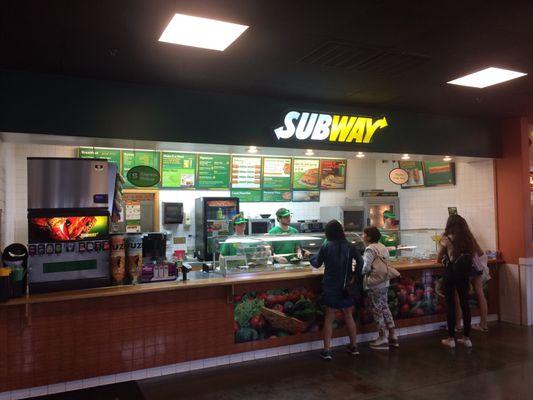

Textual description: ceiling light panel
[447,67,527,88]
[159,13,249,51]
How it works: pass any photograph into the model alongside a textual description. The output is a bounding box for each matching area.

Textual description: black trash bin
[2,243,28,298]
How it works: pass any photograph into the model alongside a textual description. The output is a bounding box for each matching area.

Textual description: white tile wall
[375,160,497,251]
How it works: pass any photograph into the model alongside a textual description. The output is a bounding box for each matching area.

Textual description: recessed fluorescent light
[401,154,410,160]
[247,146,258,153]
[356,152,365,158]
[159,13,249,51]
[447,67,527,88]
[443,156,452,162]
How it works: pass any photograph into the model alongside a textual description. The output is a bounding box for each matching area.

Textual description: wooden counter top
[1,259,502,307]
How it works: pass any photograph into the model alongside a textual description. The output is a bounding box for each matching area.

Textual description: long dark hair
[325,220,346,242]
[444,215,482,258]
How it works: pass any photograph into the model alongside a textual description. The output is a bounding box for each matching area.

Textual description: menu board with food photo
[197,154,231,189]
[398,161,425,188]
[262,190,292,202]
[122,150,160,188]
[292,190,320,202]
[79,147,121,166]
[262,157,292,190]
[292,159,320,189]
[423,162,456,186]
[231,156,262,189]
[161,152,196,189]
[320,159,347,190]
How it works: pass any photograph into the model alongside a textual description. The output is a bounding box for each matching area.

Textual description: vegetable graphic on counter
[233,287,322,343]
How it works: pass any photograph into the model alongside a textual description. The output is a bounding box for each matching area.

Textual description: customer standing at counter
[219,214,248,256]
[362,226,399,350]
[268,208,309,263]
[311,220,361,360]
[438,215,476,348]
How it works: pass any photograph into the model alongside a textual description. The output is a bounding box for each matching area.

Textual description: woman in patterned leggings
[362,226,398,350]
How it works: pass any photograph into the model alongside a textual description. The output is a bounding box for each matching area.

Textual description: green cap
[383,211,396,219]
[276,208,291,218]
[232,214,248,225]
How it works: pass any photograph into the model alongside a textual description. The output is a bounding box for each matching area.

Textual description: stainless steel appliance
[294,220,326,233]
[248,218,275,235]
[320,206,365,232]
[361,191,400,229]
[195,197,240,261]
[27,158,113,293]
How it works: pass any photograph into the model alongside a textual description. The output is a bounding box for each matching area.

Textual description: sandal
[472,324,488,332]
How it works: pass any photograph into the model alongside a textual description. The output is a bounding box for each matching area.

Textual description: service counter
[0,259,501,392]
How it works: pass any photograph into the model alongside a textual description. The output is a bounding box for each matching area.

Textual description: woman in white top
[362,226,399,350]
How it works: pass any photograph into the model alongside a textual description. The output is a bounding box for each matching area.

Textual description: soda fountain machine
[27,158,116,293]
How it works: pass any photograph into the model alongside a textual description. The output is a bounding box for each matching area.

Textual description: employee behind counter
[268,208,310,264]
[219,214,248,256]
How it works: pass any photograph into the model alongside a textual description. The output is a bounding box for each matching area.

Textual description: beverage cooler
[27,158,115,293]
[194,197,239,261]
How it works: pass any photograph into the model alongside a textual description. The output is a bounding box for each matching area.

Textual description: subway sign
[274,111,388,144]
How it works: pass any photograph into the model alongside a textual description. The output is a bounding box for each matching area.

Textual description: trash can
[2,243,28,298]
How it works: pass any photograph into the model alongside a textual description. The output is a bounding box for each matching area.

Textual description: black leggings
[443,258,471,338]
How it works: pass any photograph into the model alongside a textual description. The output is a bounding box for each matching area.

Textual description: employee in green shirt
[219,214,248,256]
[268,208,309,263]
[380,210,399,257]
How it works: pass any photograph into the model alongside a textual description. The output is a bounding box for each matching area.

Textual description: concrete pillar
[495,117,532,325]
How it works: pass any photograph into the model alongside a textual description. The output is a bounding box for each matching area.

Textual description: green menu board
[79,147,120,165]
[292,158,320,189]
[197,154,231,189]
[262,157,292,190]
[161,152,196,189]
[231,189,262,202]
[262,190,292,202]
[423,162,456,186]
[122,150,160,188]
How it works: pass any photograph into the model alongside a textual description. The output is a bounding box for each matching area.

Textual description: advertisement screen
[29,215,109,243]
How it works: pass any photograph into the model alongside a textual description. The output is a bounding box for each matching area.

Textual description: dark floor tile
[41,323,530,400]
[32,382,144,400]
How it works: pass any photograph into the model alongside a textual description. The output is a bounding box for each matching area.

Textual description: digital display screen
[28,215,109,243]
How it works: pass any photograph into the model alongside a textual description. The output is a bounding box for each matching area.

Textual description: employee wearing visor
[268,208,310,263]
[380,210,399,257]
[219,214,248,256]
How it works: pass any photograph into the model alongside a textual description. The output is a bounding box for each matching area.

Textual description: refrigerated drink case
[195,197,239,261]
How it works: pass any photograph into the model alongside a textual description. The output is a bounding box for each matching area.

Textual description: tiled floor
[31,323,533,400]
[138,323,532,400]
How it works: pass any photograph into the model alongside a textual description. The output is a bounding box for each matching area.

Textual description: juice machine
[195,197,239,261]
[27,158,115,293]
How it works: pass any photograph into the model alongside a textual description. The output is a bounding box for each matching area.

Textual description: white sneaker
[370,336,389,350]
[441,337,456,348]
[457,337,473,348]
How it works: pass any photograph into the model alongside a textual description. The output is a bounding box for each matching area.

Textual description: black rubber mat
[31,381,145,400]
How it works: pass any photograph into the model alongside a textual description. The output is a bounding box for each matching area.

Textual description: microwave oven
[248,218,275,234]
